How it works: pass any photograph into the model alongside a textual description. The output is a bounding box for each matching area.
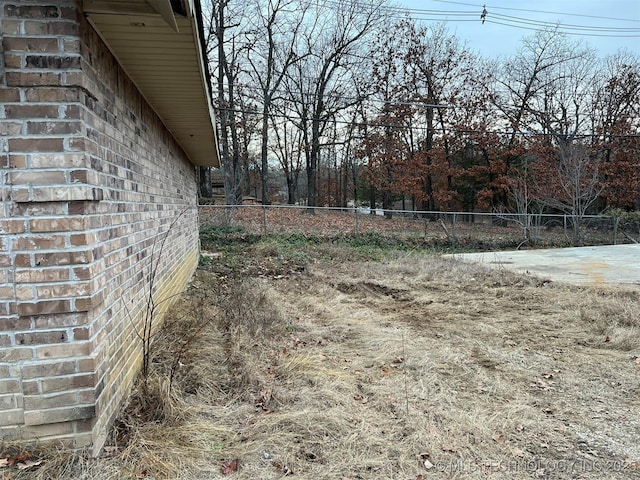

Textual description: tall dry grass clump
[108,272,292,478]
[580,290,640,352]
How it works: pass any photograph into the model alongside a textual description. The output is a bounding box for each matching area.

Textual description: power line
[485,12,640,37]
[323,0,640,37]
[430,0,640,24]
[235,84,451,108]
[485,19,640,38]
[215,106,640,138]
[491,12,639,32]
[317,0,479,21]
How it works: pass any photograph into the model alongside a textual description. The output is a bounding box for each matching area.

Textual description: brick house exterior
[0,0,218,452]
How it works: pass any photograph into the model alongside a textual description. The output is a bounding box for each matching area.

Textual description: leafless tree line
[200,0,640,226]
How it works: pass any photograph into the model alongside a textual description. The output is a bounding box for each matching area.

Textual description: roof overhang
[82,0,219,167]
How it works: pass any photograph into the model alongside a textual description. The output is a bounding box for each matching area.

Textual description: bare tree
[359,19,415,214]
[492,29,589,146]
[533,141,603,245]
[505,153,545,245]
[521,34,602,244]
[285,0,386,207]
[488,29,604,243]
[203,0,247,204]
[244,0,308,205]
[269,105,305,204]
[235,91,261,198]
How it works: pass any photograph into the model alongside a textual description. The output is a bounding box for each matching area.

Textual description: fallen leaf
[416,475,424,480]
[17,460,41,470]
[419,453,434,470]
[392,356,404,364]
[13,453,30,463]
[531,379,554,391]
[4,452,32,468]
[512,447,526,457]
[0,458,8,468]
[221,459,238,474]
[492,433,505,443]
[256,388,273,412]
[272,461,293,475]
[633,357,640,365]
[380,368,390,377]
[604,336,611,343]
[442,444,457,453]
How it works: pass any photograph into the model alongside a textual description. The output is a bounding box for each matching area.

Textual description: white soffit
[83,0,219,167]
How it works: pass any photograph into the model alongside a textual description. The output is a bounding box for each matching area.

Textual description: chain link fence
[199,205,639,249]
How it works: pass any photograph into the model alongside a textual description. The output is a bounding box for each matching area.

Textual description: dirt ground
[3,244,639,480]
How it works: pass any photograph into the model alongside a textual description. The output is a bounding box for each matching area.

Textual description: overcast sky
[392,0,640,58]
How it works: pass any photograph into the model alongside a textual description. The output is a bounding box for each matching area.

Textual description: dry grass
[3,252,640,479]
[579,293,640,351]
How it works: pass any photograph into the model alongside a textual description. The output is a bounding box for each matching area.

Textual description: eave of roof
[82,0,219,167]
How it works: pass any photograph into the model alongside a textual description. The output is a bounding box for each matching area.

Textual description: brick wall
[1,1,201,452]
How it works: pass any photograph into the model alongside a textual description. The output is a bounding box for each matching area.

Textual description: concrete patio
[449,244,640,289]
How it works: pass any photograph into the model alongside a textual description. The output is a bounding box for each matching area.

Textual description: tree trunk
[308,118,321,207]
[260,111,270,205]
[199,166,212,199]
[217,3,235,205]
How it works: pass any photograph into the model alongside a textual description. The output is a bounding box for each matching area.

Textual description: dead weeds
[3,246,640,479]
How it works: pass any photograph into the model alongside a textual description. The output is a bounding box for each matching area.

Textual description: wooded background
[200,0,640,225]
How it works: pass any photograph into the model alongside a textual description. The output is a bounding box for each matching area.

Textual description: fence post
[262,205,267,235]
[354,208,360,237]
[224,206,232,227]
[613,216,619,245]
[452,212,457,245]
